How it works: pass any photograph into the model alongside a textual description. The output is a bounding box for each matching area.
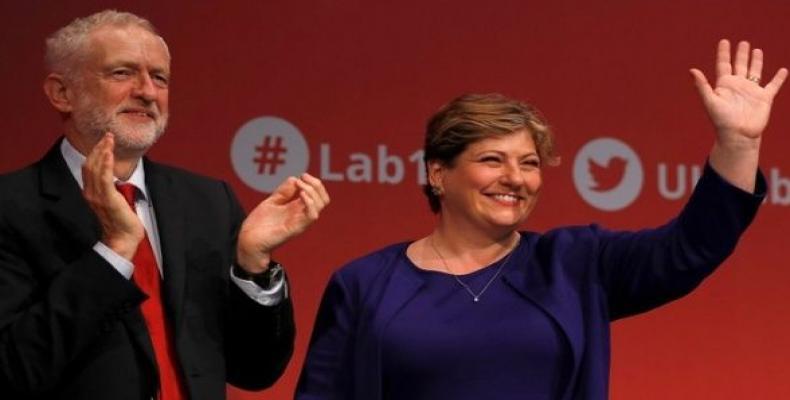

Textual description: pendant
[473,297,479,302]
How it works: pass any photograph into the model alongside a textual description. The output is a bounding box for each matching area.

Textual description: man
[0,10,329,399]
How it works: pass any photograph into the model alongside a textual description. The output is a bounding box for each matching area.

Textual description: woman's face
[432,129,543,233]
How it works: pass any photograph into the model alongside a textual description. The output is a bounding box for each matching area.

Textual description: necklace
[429,234,520,303]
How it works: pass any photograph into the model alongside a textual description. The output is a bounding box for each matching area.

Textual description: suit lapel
[39,140,158,368]
[39,142,101,250]
[371,253,425,333]
[502,236,583,399]
[357,249,425,399]
[144,160,188,336]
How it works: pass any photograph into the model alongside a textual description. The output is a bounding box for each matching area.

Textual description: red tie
[116,183,186,400]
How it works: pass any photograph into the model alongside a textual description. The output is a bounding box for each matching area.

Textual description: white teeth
[492,194,519,203]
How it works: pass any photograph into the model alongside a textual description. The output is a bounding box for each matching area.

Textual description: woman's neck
[428,220,520,274]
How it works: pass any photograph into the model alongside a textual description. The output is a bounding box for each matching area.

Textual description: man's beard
[72,99,168,155]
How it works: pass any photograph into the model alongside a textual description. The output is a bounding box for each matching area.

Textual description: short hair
[45,10,161,79]
[422,93,559,213]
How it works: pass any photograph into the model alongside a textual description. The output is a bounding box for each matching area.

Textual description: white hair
[45,10,164,79]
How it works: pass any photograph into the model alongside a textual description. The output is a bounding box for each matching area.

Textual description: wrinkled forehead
[84,24,171,64]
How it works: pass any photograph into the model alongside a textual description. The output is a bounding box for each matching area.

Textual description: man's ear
[43,73,73,113]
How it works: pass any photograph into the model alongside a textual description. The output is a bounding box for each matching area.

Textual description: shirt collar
[60,137,150,201]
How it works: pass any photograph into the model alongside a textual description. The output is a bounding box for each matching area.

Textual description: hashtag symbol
[253,135,287,175]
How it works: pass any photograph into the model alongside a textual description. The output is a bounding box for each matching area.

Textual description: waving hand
[690,39,787,192]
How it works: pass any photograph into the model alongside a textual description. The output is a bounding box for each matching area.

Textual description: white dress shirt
[60,138,285,306]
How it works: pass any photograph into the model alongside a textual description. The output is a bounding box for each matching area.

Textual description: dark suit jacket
[295,163,765,400]
[0,140,295,399]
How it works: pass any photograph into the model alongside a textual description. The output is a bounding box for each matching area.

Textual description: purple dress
[381,250,571,399]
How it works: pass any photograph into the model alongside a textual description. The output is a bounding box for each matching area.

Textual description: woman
[296,40,786,400]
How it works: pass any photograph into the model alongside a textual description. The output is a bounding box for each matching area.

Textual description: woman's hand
[691,39,787,192]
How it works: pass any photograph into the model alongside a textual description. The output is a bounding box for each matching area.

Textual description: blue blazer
[296,164,764,400]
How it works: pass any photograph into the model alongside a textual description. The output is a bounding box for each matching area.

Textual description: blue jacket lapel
[355,248,425,399]
[502,236,583,400]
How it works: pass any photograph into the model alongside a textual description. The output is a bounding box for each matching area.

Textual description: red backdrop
[1,1,788,398]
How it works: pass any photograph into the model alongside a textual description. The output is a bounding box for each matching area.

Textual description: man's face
[69,25,170,155]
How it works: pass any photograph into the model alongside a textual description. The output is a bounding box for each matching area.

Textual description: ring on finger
[747,75,761,84]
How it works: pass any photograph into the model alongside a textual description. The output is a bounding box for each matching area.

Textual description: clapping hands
[236,173,330,273]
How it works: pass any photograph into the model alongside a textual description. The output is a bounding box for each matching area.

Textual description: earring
[431,186,443,196]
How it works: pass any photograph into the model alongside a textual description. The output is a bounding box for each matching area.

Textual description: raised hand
[690,39,787,192]
[236,173,330,273]
[81,133,145,260]
[691,39,787,140]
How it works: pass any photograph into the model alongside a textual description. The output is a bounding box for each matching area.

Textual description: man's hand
[236,173,330,274]
[81,133,145,260]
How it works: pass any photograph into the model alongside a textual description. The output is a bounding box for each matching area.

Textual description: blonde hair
[423,93,559,212]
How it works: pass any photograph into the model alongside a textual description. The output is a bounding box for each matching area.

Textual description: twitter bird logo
[588,156,628,192]
[573,138,643,211]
